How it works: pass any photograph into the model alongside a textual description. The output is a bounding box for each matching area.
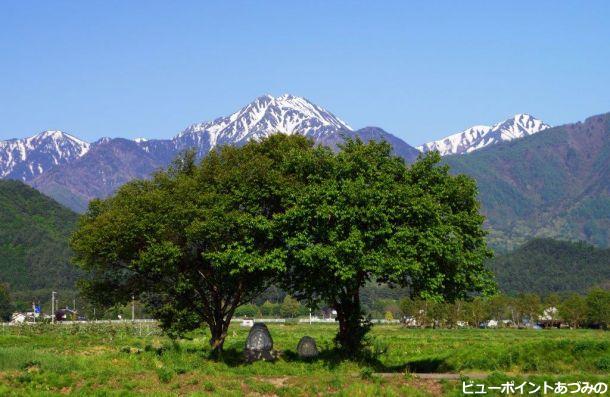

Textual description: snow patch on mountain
[418,114,550,156]
[175,94,352,153]
[0,131,90,180]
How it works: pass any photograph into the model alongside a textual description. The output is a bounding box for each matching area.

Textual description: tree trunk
[209,321,228,357]
[209,307,233,359]
[333,287,369,356]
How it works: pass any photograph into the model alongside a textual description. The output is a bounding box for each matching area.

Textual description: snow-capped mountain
[418,114,550,156]
[27,94,418,211]
[0,131,90,181]
[174,94,352,154]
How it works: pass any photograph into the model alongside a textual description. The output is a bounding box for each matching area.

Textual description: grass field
[0,323,608,396]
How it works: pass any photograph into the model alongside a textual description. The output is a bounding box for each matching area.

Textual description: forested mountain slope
[488,238,610,295]
[446,112,610,250]
[0,180,79,305]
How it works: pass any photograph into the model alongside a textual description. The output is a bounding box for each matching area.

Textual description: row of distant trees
[4,285,607,332]
[234,296,308,319]
[225,288,610,330]
[396,289,610,329]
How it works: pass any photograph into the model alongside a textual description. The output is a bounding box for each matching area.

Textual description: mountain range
[418,113,551,155]
[0,95,548,211]
[1,95,420,211]
[0,94,608,249]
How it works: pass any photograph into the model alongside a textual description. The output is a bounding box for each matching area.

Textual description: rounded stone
[245,323,273,352]
[296,335,319,358]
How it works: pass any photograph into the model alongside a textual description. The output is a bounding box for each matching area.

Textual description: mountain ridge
[0,131,90,181]
[418,113,550,155]
[21,95,419,211]
[2,96,608,250]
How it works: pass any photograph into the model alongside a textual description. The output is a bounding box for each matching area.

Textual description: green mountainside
[0,180,79,307]
[488,238,610,295]
[445,112,610,251]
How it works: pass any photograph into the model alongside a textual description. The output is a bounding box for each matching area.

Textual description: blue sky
[1,1,609,145]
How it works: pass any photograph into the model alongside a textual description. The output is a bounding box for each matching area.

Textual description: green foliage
[559,293,588,328]
[234,304,259,318]
[155,367,174,383]
[0,284,13,321]
[488,238,610,294]
[279,295,302,318]
[259,300,280,317]
[586,288,610,329]
[0,180,79,307]
[71,134,321,353]
[463,297,490,327]
[371,298,401,320]
[280,139,495,353]
[398,289,609,330]
[515,293,542,325]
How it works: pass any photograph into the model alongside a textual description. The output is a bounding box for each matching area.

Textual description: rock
[296,336,319,358]
[246,323,273,351]
[244,323,277,362]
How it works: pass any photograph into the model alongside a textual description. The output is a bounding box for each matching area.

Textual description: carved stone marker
[296,336,319,358]
[244,323,276,362]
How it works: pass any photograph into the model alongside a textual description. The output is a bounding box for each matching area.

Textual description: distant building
[538,307,562,328]
[55,308,78,322]
[10,312,39,324]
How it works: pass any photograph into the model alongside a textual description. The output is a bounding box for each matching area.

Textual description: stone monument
[244,323,277,362]
[296,335,319,358]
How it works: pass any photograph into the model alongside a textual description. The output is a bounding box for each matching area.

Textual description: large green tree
[279,140,495,353]
[71,135,320,355]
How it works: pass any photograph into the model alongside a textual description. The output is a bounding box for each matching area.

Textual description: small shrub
[156,367,174,383]
[328,378,342,389]
[595,357,610,371]
[20,360,41,371]
[203,381,215,391]
[360,367,374,380]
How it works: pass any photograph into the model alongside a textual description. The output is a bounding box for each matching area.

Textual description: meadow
[0,323,608,396]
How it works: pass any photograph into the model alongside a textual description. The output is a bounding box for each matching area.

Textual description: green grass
[0,323,608,396]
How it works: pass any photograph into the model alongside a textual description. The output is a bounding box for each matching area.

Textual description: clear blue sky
[1,1,609,145]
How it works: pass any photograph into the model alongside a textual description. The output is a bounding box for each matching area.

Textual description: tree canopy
[279,139,495,352]
[71,134,323,354]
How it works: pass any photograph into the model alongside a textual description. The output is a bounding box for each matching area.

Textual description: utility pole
[131,295,135,322]
[51,291,56,324]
